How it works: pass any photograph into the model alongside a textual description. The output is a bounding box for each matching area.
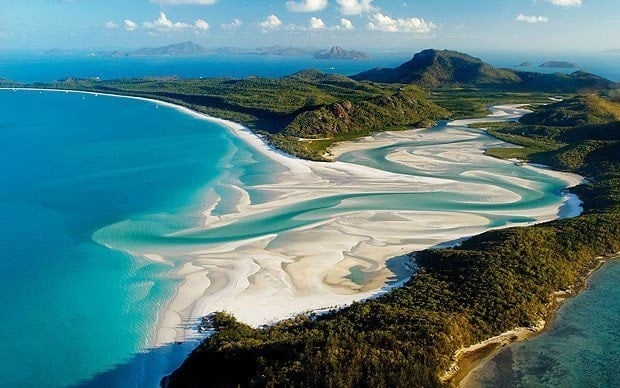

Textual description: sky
[0,0,618,53]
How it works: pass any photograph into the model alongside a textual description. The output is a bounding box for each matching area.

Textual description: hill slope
[352,49,617,93]
[353,49,520,87]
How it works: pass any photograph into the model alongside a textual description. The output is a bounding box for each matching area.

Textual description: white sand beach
[5,88,584,347]
[144,102,584,345]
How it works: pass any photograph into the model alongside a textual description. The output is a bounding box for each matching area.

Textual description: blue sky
[0,0,618,52]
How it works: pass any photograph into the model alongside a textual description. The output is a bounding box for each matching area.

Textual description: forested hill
[352,49,617,92]
[485,95,620,212]
[30,71,448,160]
[162,98,620,386]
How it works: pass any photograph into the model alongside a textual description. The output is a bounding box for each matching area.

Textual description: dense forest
[162,95,620,387]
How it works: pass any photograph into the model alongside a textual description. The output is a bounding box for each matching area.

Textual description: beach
[3,88,584,348]
[455,255,619,387]
[128,100,584,346]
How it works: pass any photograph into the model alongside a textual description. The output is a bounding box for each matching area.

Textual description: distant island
[313,46,369,60]
[44,48,73,55]
[214,45,317,56]
[603,49,620,54]
[49,41,369,59]
[129,41,208,56]
[516,61,531,67]
[95,41,208,57]
[539,61,579,69]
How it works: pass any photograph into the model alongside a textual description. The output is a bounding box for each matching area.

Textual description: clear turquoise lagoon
[467,259,620,387]
[0,90,271,386]
[0,87,612,387]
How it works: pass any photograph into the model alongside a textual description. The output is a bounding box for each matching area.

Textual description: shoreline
[2,88,586,352]
[445,254,619,387]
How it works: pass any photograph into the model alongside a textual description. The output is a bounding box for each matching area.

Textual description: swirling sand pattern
[93,104,583,345]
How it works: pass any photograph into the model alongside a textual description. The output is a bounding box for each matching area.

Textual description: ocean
[0,52,618,386]
[466,259,620,387]
[1,50,619,83]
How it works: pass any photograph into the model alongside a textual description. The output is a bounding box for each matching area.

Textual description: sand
[4,88,585,348]
[147,103,585,346]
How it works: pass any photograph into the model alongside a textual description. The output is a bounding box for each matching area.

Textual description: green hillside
[36,71,448,160]
[353,49,521,88]
[485,95,620,212]
[352,49,617,93]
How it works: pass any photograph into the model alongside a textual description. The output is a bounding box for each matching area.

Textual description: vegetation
[163,95,620,388]
[30,70,448,160]
[428,89,556,119]
[352,49,618,93]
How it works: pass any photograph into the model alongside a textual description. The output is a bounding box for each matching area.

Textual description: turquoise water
[0,51,618,83]
[0,90,588,386]
[467,260,620,387]
[0,90,272,386]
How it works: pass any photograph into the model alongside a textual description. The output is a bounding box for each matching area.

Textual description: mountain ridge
[314,46,369,60]
[352,49,617,93]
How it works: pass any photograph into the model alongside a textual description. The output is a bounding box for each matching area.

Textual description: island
[539,61,579,68]
[44,48,73,55]
[313,46,369,60]
[9,49,619,387]
[90,42,366,59]
[516,61,531,67]
[214,45,316,56]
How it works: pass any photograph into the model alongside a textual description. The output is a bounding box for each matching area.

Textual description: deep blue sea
[0,51,618,387]
[0,50,619,83]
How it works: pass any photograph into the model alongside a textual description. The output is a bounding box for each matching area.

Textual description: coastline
[2,88,585,353]
[451,254,619,387]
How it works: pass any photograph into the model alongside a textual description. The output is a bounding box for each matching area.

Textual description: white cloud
[516,14,549,23]
[286,0,328,12]
[366,13,435,33]
[545,0,582,6]
[260,14,283,31]
[143,12,191,31]
[105,21,118,29]
[336,0,377,15]
[142,12,210,33]
[194,19,210,31]
[124,20,137,31]
[221,18,243,30]
[150,0,217,5]
[309,16,326,30]
[337,18,354,30]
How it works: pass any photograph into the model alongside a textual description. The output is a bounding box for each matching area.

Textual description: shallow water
[0,90,581,386]
[465,260,620,388]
